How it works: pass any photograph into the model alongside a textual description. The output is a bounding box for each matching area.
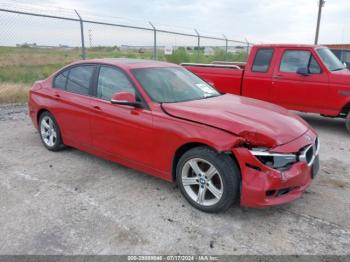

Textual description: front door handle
[93,105,102,111]
[273,75,283,79]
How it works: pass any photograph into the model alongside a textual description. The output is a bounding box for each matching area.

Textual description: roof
[70,58,178,70]
[253,44,325,49]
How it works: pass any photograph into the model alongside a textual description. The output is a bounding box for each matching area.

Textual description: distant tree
[166,47,190,64]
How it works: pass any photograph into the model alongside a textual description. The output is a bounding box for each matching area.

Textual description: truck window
[280,50,321,74]
[252,48,274,72]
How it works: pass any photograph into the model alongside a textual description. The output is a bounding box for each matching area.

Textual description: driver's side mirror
[111,92,142,107]
[296,67,309,76]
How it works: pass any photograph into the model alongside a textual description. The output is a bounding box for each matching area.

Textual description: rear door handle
[53,93,61,100]
[93,105,102,111]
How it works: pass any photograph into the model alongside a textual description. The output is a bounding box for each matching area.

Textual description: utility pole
[314,0,325,44]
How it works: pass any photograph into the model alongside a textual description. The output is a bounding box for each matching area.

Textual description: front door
[271,49,329,112]
[90,65,154,166]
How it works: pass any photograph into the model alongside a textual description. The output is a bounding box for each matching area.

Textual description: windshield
[132,67,220,103]
[316,47,346,71]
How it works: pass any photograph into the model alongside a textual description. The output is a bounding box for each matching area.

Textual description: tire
[39,111,63,151]
[176,146,240,213]
[346,112,350,134]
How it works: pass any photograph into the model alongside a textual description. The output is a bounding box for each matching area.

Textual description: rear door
[271,49,329,112]
[89,65,154,166]
[51,64,96,147]
[242,47,276,101]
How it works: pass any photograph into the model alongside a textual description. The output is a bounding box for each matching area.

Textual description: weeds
[0,83,29,104]
[0,46,248,104]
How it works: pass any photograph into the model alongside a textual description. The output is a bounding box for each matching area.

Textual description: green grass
[0,46,248,104]
[0,64,65,83]
[163,47,248,64]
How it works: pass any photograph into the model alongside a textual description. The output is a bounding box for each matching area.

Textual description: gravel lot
[0,104,349,255]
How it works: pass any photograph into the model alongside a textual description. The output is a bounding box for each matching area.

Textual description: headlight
[250,148,297,171]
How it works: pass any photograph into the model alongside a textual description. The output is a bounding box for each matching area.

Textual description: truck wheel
[346,112,350,133]
[176,146,240,213]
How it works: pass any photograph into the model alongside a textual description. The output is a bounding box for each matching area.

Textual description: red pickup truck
[182,44,350,133]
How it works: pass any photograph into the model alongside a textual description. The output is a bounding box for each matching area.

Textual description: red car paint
[28,59,319,208]
[183,44,350,118]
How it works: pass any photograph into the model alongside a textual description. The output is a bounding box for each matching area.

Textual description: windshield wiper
[203,94,221,99]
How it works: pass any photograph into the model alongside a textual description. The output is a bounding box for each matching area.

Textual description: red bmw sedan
[28,59,320,212]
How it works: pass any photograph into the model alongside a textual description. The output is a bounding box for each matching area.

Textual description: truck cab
[244,44,350,117]
[183,44,350,133]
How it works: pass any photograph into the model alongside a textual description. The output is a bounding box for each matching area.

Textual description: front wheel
[176,146,240,213]
[346,112,350,134]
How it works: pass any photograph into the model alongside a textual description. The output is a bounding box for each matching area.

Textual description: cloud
[1,0,349,46]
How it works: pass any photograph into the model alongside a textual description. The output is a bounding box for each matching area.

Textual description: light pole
[314,0,325,44]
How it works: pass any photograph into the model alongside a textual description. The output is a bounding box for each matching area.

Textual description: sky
[1,0,350,46]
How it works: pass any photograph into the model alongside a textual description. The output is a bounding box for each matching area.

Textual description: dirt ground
[0,104,349,255]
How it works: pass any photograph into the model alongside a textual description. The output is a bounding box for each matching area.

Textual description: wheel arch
[37,108,50,125]
[340,101,350,117]
[171,142,241,182]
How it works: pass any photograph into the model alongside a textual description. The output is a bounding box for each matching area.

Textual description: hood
[162,94,310,147]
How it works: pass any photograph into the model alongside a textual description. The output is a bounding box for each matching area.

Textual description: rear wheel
[39,111,63,151]
[346,112,350,133]
[176,146,240,213]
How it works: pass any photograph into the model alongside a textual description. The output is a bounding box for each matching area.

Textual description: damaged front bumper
[233,130,319,208]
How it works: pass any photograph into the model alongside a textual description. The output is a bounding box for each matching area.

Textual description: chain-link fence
[0,2,253,104]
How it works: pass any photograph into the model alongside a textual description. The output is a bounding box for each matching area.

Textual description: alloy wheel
[40,116,57,147]
[181,158,223,206]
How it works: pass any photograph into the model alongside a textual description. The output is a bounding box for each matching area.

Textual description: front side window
[132,67,220,103]
[280,50,321,74]
[252,48,274,72]
[316,48,346,71]
[66,65,95,95]
[53,70,68,90]
[97,66,135,101]
[309,56,322,74]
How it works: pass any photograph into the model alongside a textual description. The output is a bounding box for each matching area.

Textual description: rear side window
[280,50,321,74]
[53,71,68,90]
[252,48,274,72]
[66,65,95,95]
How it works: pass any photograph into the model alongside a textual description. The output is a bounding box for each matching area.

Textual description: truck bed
[212,61,247,69]
[181,63,244,95]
